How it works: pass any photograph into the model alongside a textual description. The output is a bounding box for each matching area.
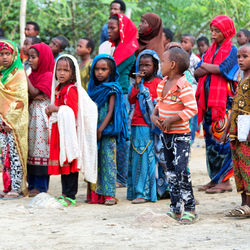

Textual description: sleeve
[65,86,78,119]
[129,86,139,104]
[100,24,109,45]
[178,83,198,121]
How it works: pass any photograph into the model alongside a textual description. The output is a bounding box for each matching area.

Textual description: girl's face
[237,46,250,72]
[28,48,39,70]
[0,48,13,68]
[237,31,248,46]
[94,59,110,83]
[138,18,150,34]
[139,56,155,80]
[108,19,120,42]
[210,25,225,45]
[56,60,73,84]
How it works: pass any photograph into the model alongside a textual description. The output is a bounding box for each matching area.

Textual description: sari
[0,40,28,194]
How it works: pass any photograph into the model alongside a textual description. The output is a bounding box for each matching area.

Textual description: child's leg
[61,172,79,200]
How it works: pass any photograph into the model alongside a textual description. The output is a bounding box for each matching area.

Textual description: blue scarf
[87,54,129,142]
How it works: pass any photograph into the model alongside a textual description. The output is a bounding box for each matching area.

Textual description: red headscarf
[196,15,236,123]
[29,42,55,98]
[0,42,14,54]
[137,12,164,60]
[111,14,138,66]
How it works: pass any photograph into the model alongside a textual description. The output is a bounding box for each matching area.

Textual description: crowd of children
[0,0,249,223]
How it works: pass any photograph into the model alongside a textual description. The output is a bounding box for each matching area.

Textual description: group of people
[0,0,249,223]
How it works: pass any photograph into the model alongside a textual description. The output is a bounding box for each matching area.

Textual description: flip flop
[205,187,232,194]
[179,212,198,224]
[2,192,23,200]
[225,205,250,218]
[166,211,181,221]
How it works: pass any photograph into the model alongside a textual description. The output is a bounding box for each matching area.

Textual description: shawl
[0,40,28,194]
[29,42,55,98]
[50,54,98,184]
[87,54,129,142]
[196,15,237,123]
[110,14,138,66]
[137,13,164,61]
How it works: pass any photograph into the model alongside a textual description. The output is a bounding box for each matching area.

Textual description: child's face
[210,25,225,45]
[161,51,172,77]
[0,49,13,68]
[49,38,62,56]
[25,24,38,37]
[181,36,193,53]
[28,48,39,70]
[108,19,120,42]
[22,38,33,56]
[237,31,248,46]
[56,60,73,84]
[76,39,91,57]
[94,59,110,83]
[197,40,209,55]
[237,46,250,72]
[139,56,154,80]
[138,18,150,35]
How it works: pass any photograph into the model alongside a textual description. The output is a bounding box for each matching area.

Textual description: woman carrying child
[46,54,98,207]
[87,54,129,205]
[127,50,162,203]
[27,43,55,197]
[0,40,29,199]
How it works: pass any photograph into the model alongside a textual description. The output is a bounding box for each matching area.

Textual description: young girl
[87,54,128,205]
[0,40,29,199]
[27,43,55,197]
[46,55,98,207]
[127,50,162,203]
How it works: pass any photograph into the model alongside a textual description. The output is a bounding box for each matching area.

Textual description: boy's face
[161,51,172,77]
[22,37,33,56]
[139,56,154,80]
[110,3,122,17]
[237,46,250,72]
[181,36,193,53]
[237,31,248,46]
[76,39,91,56]
[210,25,225,45]
[49,38,62,56]
[197,40,209,55]
[25,24,38,37]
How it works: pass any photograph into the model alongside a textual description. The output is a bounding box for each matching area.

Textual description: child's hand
[45,104,58,117]
[97,128,102,141]
[134,71,145,89]
[161,117,175,132]
[151,113,163,130]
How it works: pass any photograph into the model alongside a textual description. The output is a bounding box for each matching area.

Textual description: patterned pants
[0,132,23,193]
[161,133,195,214]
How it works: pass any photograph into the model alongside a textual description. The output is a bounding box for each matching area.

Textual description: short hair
[163,28,174,42]
[94,58,116,82]
[197,36,209,46]
[238,29,250,39]
[26,21,40,32]
[182,33,195,46]
[81,37,95,54]
[110,0,126,12]
[56,56,76,83]
[110,14,119,22]
[26,36,42,44]
[168,47,190,74]
[140,54,159,76]
[54,35,69,50]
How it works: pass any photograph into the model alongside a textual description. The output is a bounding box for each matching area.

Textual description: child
[46,55,98,207]
[0,40,29,199]
[127,50,162,203]
[27,43,55,197]
[163,28,174,50]
[151,47,198,224]
[224,43,250,217]
[196,36,209,59]
[76,37,95,90]
[87,54,128,205]
[237,29,250,46]
[49,35,69,61]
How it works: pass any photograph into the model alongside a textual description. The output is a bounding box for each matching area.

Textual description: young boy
[49,35,69,61]
[76,37,95,90]
[25,21,40,37]
[237,29,250,46]
[151,47,198,224]
[196,36,209,59]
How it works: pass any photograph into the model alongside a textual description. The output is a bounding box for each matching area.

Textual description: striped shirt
[156,75,197,134]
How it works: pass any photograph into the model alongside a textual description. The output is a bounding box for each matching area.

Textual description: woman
[0,40,29,199]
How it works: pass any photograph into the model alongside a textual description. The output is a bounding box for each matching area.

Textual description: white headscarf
[51,54,98,184]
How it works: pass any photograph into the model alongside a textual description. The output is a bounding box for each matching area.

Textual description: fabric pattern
[80,60,92,91]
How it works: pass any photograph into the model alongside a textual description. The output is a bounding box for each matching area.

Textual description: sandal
[131,198,148,204]
[104,197,117,206]
[2,192,23,200]
[179,212,198,224]
[56,196,76,207]
[198,182,215,191]
[166,211,181,221]
[55,195,65,201]
[225,205,250,218]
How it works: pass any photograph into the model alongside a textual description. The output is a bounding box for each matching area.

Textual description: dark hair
[197,36,209,46]
[168,47,190,74]
[81,37,95,54]
[182,33,195,45]
[26,21,40,32]
[94,58,116,83]
[238,29,250,39]
[56,57,76,83]
[54,35,69,50]
[140,54,159,76]
[110,14,119,22]
[110,0,126,12]
[26,36,42,45]
[163,28,174,42]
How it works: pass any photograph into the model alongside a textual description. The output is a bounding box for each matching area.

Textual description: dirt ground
[0,139,249,250]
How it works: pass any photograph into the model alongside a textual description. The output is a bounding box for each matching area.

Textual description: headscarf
[29,42,55,98]
[110,14,138,66]
[87,54,129,142]
[51,54,98,183]
[0,40,28,194]
[196,15,237,123]
[137,13,164,61]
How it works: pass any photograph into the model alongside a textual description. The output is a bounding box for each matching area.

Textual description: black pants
[61,172,79,200]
